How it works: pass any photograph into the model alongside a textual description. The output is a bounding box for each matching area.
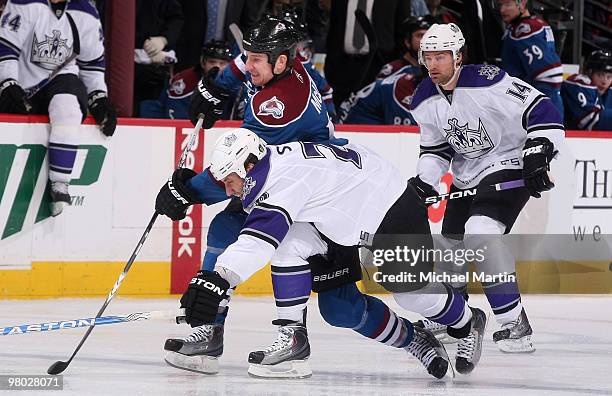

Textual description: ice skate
[455,307,487,374]
[49,181,71,217]
[493,308,535,353]
[414,318,458,344]
[164,323,223,374]
[247,320,311,379]
[405,325,452,379]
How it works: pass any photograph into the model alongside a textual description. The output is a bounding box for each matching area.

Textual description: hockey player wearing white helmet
[407,23,565,358]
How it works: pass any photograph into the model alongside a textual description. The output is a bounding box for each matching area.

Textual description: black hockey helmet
[279,9,310,43]
[242,16,301,66]
[201,40,233,61]
[401,15,438,41]
[585,50,612,73]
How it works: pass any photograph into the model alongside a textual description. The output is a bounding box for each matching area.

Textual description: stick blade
[47,360,69,375]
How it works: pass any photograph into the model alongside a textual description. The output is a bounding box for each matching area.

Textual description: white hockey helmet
[418,23,466,67]
[209,128,267,181]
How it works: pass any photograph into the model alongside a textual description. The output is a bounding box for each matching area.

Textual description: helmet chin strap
[440,59,462,90]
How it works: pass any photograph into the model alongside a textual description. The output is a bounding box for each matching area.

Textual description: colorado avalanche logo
[379,64,392,76]
[170,78,186,95]
[257,96,285,119]
[242,176,256,197]
[515,23,531,36]
[443,118,494,159]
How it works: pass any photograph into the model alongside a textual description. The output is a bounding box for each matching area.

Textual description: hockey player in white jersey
[0,0,116,216]
[407,23,565,353]
[157,128,492,377]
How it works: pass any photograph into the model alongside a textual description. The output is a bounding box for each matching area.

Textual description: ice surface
[1,295,611,395]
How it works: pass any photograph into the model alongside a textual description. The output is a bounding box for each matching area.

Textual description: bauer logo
[0,144,106,240]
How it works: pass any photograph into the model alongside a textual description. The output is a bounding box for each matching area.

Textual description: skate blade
[164,351,219,374]
[248,359,312,379]
[496,335,536,353]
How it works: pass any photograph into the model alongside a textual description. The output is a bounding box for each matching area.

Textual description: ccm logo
[190,278,226,296]
[522,145,544,156]
[198,81,221,105]
[313,268,349,282]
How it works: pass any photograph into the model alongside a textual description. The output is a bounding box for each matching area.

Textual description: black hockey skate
[405,325,452,379]
[49,181,71,217]
[248,319,311,379]
[493,308,535,353]
[164,323,224,374]
[414,318,458,344]
[454,307,487,374]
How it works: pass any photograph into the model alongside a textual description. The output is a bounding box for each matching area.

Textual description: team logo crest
[170,78,186,95]
[478,65,500,80]
[242,176,256,197]
[31,30,72,70]
[443,118,494,159]
[257,96,285,119]
[379,64,392,76]
[223,133,238,147]
[515,23,531,36]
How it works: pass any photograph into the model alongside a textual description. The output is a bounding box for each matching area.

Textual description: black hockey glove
[88,91,117,137]
[522,137,557,198]
[155,168,203,220]
[188,67,230,128]
[408,176,438,203]
[0,79,31,114]
[180,270,230,327]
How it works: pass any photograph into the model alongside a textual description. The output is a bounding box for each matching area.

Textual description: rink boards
[1,116,611,297]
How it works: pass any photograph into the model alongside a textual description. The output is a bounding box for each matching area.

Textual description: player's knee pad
[202,210,246,271]
[48,94,83,126]
[317,283,365,328]
[464,215,516,274]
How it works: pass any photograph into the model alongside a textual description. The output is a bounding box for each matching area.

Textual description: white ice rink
[1,295,611,396]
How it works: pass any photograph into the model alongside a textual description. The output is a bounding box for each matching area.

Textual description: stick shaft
[425,179,525,205]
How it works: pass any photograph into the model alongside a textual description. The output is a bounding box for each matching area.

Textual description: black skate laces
[183,324,215,343]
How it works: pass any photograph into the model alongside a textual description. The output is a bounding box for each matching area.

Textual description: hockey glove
[522,137,557,198]
[0,79,31,114]
[88,91,117,137]
[155,168,203,220]
[180,270,230,327]
[188,67,230,128]
[408,176,438,203]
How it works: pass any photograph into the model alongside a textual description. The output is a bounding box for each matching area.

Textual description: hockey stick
[354,9,379,91]
[2,310,186,336]
[229,23,244,53]
[424,179,525,205]
[47,117,205,375]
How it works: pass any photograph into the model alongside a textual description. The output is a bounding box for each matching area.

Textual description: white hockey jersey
[0,0,106,94]
[215,141,407,282]
[410,64,565,190]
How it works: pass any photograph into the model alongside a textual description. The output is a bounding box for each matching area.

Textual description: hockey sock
[48,94,81,183]
[319,283,414,348]
[272,263,311,322]
[483,278,522,325]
